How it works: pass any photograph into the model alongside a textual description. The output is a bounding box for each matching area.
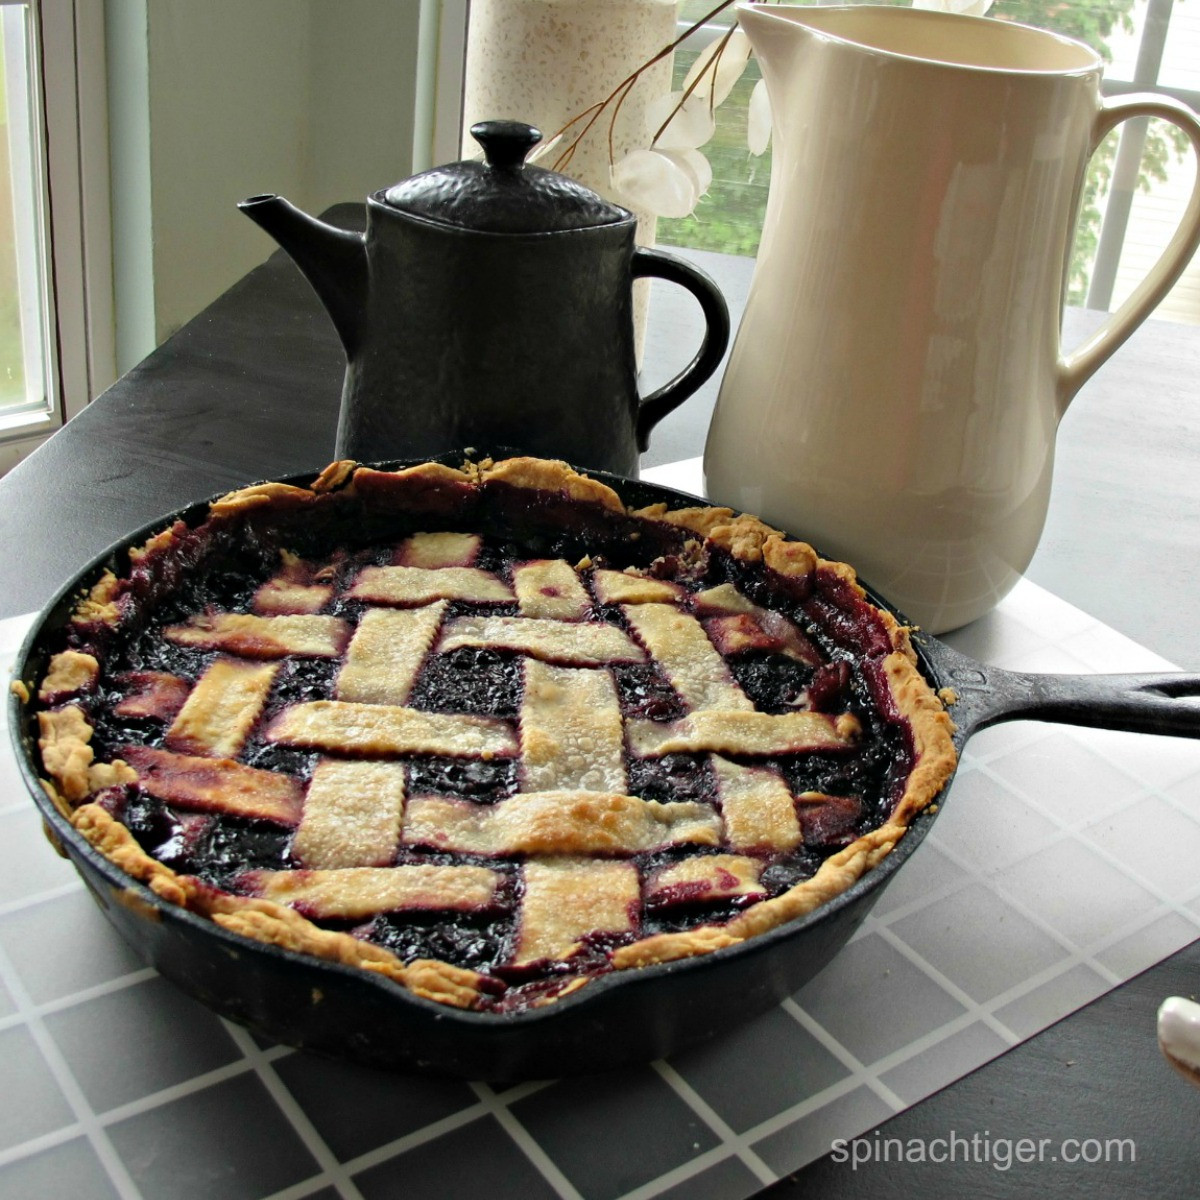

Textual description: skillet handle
[916,637,1200,740]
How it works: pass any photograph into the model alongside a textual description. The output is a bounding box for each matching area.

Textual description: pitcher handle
[631,247,731,451]
[1058,93,1200,412]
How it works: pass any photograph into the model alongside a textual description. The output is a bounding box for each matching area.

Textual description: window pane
[0,3,50,417]
[657,43,769,257]
[1158,5,1200,93]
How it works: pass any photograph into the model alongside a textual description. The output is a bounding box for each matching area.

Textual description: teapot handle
[632,248,731,451]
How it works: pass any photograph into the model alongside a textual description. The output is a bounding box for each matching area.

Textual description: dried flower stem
[649,23,738,146]
[549,0,744,174]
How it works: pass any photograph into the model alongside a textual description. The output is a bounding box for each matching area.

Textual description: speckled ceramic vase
[462,0,679,356]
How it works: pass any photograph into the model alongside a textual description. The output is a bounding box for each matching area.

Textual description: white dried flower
[682,28,753,107]
[747,77,771,156]
[611,147,700,218]
[646,90,717,152]
[673,147,713,200]
[527,131,565,167]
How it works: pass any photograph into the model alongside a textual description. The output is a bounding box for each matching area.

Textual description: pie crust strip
[113,671,191,721]
[439,616,646,665]
[349,564,513,605]
[164,613,350,659]
[164,657,278,758]
[245,864,500,919]
[590,569,686,606]
[252,554,334,615]
[693,583,823,665]
[401,791,722,856]
[626,710,861,757]
[513,858,640,966]
[621,603,753,712]
[519,660,626,793]
[336,602,448,705]
[710,755,802,853]
[291,758,407,869]
[514,559,591,620]
[121,746,305,825]
[645,853,766,907]
[397,532,481,568]
[267,700,517,758]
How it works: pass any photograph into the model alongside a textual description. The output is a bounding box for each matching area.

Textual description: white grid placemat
[2,526,1198,1198]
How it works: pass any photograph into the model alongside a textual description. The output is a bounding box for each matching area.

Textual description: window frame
[0,0,114,470]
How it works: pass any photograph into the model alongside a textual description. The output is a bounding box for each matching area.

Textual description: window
[0,1,112,475]
[658,0,1200,324]
[0,1,52,425]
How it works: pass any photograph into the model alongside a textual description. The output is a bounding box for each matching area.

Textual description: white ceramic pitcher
[704,4,1200,632]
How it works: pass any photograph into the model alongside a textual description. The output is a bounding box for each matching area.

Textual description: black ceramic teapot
[239,121,730,475]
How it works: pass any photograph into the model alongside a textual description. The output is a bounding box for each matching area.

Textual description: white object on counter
[1158,996,1200,1085]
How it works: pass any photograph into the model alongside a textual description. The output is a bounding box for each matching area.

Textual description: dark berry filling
[362,910,515,973]
[407,756,518,802]
[410,646,523,718]
[614,661,688,721]
[627,754,717,806]
[194,817,294,886]
[726,652,815,713]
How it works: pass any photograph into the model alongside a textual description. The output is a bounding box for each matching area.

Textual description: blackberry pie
[24,456,957,1013]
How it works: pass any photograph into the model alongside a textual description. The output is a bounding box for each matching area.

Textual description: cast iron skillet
[9,458,1200,1080]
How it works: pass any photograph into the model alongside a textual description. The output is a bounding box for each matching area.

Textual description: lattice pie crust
[26,456,956,1013]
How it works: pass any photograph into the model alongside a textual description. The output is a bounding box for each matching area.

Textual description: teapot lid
[380,120,631,233]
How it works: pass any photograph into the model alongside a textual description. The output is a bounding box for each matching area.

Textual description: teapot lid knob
[470,120,543,170]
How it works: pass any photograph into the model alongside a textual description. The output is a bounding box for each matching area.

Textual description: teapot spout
[239,194,367,356]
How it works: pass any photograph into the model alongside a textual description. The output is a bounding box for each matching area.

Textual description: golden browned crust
[762,535,819,580]
[72,803,193,906]
[38,651,99,701]
[707,514,784,563]
[480,455,624,512]
[881,651,958,825]
[611,925,743,969]
[127,522,184,565]
[310,459,357,493]
[638,503,786,565]
[37,706,137,810]
[211,481,316,517]
[401,958,490,1009]
[38,706,97,805]
[72,571,122,626]
[631,502,736,536]
[352,460,473,494]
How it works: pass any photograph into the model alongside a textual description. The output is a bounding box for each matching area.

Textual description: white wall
[107,0,423,373]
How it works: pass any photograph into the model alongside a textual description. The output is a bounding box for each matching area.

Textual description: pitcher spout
[238,194,367,357]
[735,1,811,68]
